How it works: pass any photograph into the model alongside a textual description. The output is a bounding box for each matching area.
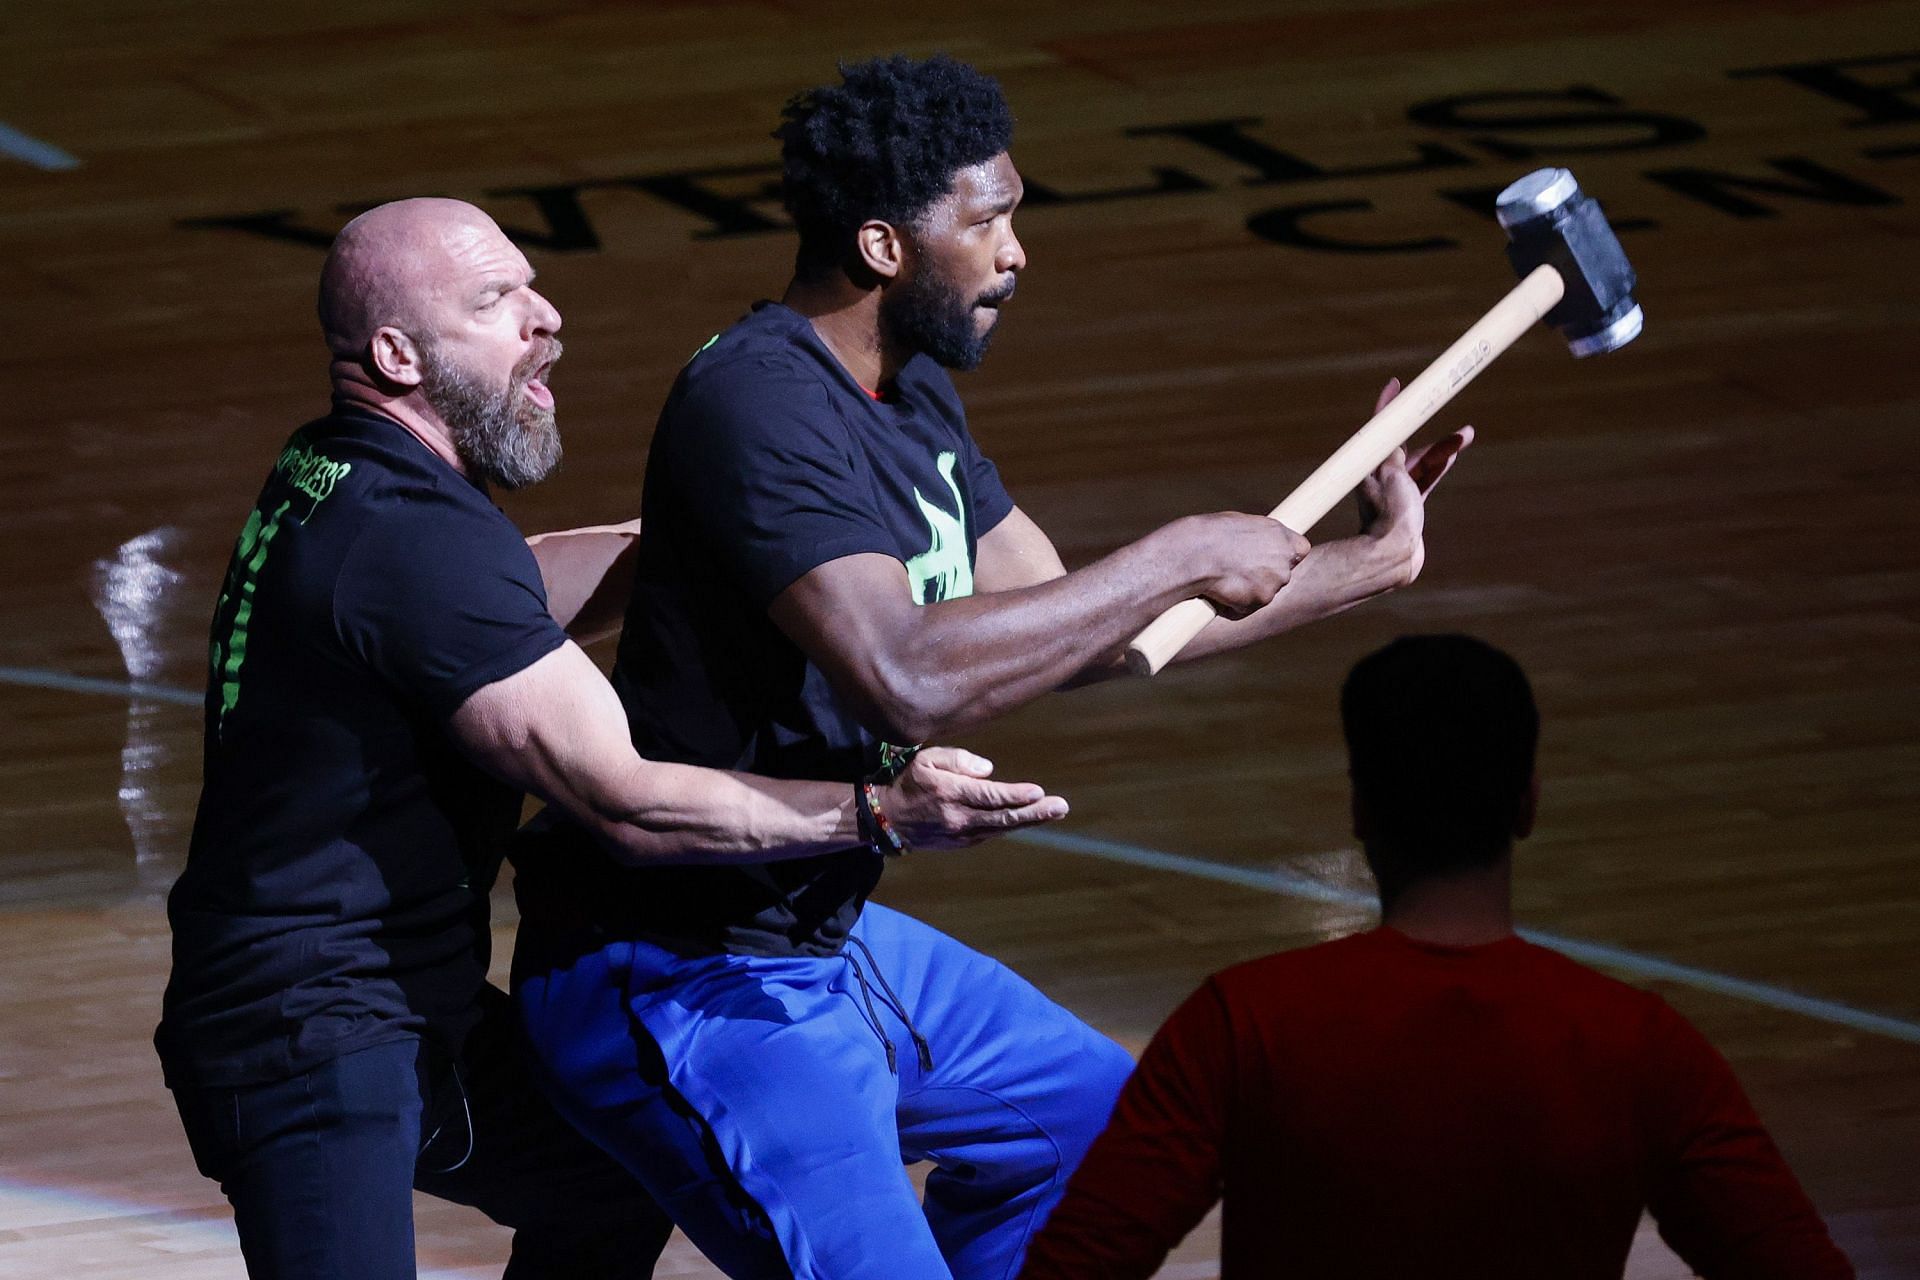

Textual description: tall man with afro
[508,55,1469,1279]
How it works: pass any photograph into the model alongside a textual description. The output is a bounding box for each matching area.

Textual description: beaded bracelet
[860,779,908,857]
[856,743,921,857]
[855,778,907,857]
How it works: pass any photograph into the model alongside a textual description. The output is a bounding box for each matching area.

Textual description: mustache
[977,278,1017,307]
[514,338,564,380]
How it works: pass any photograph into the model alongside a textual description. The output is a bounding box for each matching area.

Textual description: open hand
[1356,377,1474,583]
[880,747,1069,851]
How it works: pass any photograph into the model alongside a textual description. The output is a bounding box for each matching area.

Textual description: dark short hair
[1340,634,1540,872]
[775,54,1014,277]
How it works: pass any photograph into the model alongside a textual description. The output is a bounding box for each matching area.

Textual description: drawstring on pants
[420,1058,475,1173]
[845,935,934,1075]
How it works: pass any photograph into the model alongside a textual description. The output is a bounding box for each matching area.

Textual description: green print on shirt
[210,441,352,735]
[212,500,291,734]
[905,451,973,606]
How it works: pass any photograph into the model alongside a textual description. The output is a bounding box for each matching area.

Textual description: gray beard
[418,343,562,490]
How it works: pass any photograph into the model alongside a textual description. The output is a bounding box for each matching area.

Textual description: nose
[998,227,1026,275]
[527,287,562,337]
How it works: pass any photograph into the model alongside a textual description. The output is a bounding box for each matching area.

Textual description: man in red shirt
[1021,633,1852,1279]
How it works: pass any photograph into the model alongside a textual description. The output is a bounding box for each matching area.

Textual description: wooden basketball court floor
[2,1,1916,1275]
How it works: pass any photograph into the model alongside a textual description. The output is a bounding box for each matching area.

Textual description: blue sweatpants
[512,902,1135,1280]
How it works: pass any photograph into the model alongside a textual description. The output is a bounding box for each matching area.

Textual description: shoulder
[329,453,536,599]
[662,319,864,475]
[678,306,840,410]
[1502,940,1727,1069]
[1201,932,1381,1018]
[672,354,846,456]
[1214,930,1380,988]
[1511,937,1670,1010]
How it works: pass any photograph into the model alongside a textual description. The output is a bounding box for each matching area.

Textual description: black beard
[417,341,562,490]
[881,267,1001,372]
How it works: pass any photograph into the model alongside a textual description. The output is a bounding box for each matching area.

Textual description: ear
[855,219,907,281]
[368,326,424,388]
[1513,772,1540,841]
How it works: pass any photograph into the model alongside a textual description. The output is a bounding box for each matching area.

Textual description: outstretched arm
[983,379,1471,683]
[448,639,1067,866]
[1170,418,1472,666]
[774,383,1468,740]
[770,509,1310,743]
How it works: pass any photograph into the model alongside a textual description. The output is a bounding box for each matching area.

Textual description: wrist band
[872,742,921,784]
[856,779,908,857]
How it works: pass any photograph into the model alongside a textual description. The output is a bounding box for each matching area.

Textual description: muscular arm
[448,640,1066,866]
[773,431,1454,742]
[774,375,1466,742]
[979,503,1420,687]
[769,508,1303,743]
[525,518,642,644]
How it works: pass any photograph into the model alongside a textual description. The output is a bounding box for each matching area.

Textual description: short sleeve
[335,491,568,718]
[666,360,900,608]
[960,424,1014,538]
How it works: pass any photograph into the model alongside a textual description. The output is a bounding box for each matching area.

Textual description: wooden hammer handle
[1124,264,1568,676]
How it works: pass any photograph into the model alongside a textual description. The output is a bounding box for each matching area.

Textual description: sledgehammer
[1124,167,1645,676]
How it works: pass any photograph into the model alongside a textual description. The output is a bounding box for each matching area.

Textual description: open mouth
[522,351,559,409]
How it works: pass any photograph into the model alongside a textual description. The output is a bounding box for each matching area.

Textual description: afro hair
[776,54,1014,276]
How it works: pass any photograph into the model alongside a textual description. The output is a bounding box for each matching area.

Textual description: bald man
[155,198,1065,1280]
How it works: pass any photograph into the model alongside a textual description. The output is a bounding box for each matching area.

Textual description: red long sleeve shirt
[1023,928,1851,1280]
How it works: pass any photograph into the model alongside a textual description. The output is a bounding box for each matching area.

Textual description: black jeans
[169,985,672,1279]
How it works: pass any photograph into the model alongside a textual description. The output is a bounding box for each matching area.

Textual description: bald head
[317,197,564,488]
[318,197,503,359]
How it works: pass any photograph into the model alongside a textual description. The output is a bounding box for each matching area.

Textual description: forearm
[526,519,642,643]
[863,529,1217,738]
[1172,529,1413,665]
[571,760,862,867]
[453,641,863,867]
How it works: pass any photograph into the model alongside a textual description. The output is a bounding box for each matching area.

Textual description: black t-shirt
[514,302,1013,956]
[155,407,568,1087]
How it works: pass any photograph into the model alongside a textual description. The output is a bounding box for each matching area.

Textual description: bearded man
[154,197,1065,1280]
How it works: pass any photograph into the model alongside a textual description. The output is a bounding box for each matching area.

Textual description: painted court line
[1009,827,1920,1047]
[0,123,80,171]
[0,666,201,708]
[5,664,1915,1046]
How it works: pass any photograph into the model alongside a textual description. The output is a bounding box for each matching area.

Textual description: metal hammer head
[1496,168,1642,358]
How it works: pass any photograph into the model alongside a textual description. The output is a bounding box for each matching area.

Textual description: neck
[329,361,466,476]
[781,272,904,391]
[1376,856,1514,947]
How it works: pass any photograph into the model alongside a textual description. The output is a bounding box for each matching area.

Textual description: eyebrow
[478,270,536,298]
